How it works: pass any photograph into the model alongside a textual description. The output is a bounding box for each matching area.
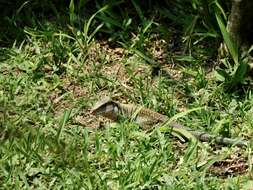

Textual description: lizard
[91,97,248,147]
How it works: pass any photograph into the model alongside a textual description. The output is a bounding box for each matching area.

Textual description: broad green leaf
[231,62,249,84]
[214,68,230,82]
[215,12,239,65]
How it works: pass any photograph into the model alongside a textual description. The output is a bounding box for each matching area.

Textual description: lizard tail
[190,130,248,147]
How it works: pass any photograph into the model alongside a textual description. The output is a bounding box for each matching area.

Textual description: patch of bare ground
[49,40,131,128]
[208,151,249,177]
[50,35,201,128]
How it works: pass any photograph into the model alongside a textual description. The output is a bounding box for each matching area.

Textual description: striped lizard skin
[91,97,248,147]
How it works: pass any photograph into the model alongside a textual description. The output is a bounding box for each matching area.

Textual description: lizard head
[91,97,119,120]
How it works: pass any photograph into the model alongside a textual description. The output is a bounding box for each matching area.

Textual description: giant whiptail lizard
[91,97,248,147]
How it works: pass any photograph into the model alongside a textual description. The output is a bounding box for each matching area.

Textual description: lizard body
[91,97,248,147]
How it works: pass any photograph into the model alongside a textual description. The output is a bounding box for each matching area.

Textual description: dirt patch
[48,36,191,129]
[208,152,249,177]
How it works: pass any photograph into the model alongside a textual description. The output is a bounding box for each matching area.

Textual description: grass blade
[56,109,72,143]
[69,0,75,25]
[159,107,204,142]
[215,12,239,64]
[83,5,108,40]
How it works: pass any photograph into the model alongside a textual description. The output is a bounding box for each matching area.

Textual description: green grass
[1,1,253,189]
